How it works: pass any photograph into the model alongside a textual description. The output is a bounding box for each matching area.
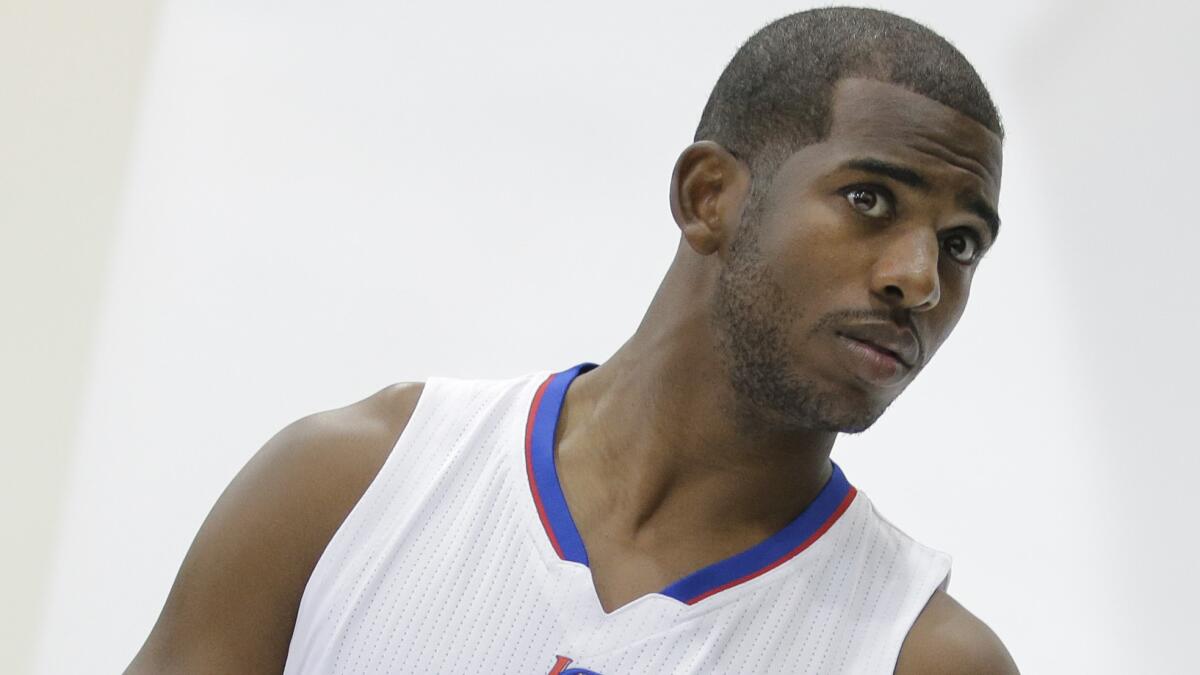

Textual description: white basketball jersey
[284,364,951,674]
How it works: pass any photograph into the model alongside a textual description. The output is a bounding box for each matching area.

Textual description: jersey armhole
[283,379,436,664]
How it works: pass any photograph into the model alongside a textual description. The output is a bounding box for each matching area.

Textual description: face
[712,77,1003,433]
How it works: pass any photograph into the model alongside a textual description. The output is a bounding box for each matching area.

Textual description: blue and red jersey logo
[548,655,603,675]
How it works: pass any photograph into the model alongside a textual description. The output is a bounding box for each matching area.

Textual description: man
[129,7,1018,674]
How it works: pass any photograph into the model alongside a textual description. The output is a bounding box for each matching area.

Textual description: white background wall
[9,1,1197,673]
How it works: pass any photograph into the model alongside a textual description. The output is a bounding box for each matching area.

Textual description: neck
[556,258,838,545]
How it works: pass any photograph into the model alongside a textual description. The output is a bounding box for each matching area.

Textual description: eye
[843,186,893,218]
[942,230,983,265]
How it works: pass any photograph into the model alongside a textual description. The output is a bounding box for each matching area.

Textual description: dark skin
[128,78,1016,673]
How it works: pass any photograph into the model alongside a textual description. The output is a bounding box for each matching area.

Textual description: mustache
[811,309,903,331]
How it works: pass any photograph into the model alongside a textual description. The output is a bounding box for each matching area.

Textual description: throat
[587,549,677,614]
[530,362,854,612]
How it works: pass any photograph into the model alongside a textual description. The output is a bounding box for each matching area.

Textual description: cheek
[755,202,863,299]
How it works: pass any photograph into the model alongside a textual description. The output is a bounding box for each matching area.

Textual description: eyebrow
[843,157,1000,242]
[845,158,930,190]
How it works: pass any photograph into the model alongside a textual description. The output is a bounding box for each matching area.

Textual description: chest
[288,495,904,675]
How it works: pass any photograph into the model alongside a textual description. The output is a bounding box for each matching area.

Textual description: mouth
[836,333,911,369]
[833,332,911,387]
[834,322,921,371]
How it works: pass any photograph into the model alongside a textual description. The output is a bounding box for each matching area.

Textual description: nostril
[883,285,904,301]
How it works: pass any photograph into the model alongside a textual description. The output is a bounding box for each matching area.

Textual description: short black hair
[695,7,1003,181]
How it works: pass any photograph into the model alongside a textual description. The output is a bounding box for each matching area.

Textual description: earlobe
[669,141,750,256]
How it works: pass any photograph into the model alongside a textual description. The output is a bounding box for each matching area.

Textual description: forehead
[821,77,1003,198]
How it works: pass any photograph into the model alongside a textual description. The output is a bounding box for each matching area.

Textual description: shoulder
[234,381,426,532]
[269,382,425,488]
[895,589,1018,675]
[127,382,425,674]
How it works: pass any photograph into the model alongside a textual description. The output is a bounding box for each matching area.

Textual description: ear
[669,141,751,256]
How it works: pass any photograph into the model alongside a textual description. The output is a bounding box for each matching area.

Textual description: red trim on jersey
[547,655,574,675]
[525,374,565,559]
[683,487,859,605]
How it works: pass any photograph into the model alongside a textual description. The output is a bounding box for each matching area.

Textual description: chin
[824,383,902,433]
[824,407,887,435]
[797,394,891,435]
[733,366,894,435]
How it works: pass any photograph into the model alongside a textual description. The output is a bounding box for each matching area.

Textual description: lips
[835,324,920,369]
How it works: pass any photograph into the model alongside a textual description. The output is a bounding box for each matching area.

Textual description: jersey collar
[524,363,857,605]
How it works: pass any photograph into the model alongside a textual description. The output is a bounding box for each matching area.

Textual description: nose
[870,226,941,311]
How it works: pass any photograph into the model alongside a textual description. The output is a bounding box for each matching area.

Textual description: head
[669,8,1003,433]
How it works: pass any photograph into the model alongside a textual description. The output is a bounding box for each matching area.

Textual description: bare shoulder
[126,382,425,675]
[895,589,1019,675]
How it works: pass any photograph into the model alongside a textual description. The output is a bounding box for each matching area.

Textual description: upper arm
[895,589,1019,675]
[126,382,424,675]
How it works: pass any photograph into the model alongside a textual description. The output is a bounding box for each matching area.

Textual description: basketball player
[128,8,1018,674]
